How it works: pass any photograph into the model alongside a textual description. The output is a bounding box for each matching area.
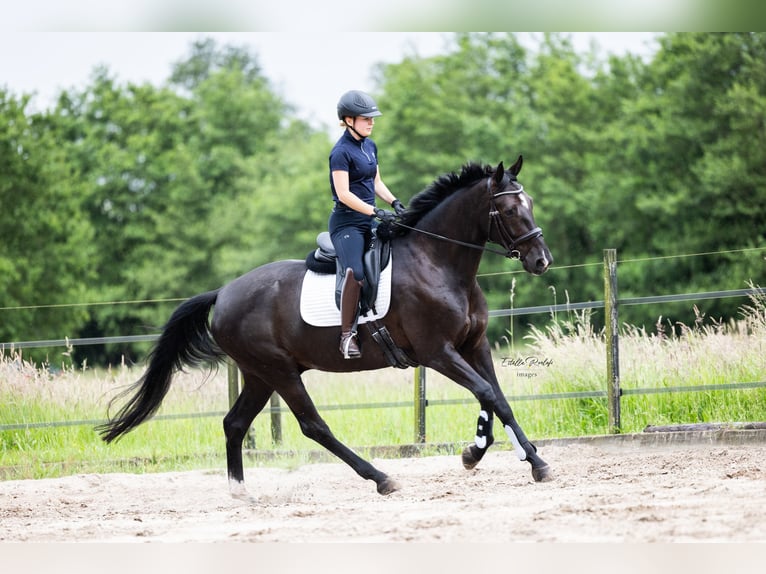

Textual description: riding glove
[392,199,406,215]
[374,207,397,223]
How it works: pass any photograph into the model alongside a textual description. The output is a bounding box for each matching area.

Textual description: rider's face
[348,116,374,138]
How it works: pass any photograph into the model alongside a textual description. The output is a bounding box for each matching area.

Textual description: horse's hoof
[232,493,258,504]
[462,445,481,470]
[229,479,256,503]
[229,486,258,504]
[377,476,401,495]
[532,464,554,482]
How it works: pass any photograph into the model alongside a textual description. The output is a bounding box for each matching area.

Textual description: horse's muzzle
[522,245,553,276]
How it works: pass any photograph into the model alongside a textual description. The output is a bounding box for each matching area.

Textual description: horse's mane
[378,162,494,239]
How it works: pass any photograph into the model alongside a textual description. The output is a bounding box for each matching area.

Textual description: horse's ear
[509,155,523,176]
[493,162,505,186]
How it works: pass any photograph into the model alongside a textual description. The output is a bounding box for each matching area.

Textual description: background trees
[1,33,763,364]
[0,91,96,344]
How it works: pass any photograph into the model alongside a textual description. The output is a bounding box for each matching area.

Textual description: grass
[2,290,765,480]
[512,301,766,436]
[0,358,230,478]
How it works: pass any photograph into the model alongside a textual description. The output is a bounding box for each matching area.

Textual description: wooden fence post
[227,359,239,409]
[270,393,283,446]
[227,360,257,448]
[414,366,427,443]
[603,248,621,433]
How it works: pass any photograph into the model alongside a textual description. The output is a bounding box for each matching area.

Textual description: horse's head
[488,156,553,275]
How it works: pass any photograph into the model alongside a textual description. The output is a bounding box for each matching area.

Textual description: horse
[98,156,554,500]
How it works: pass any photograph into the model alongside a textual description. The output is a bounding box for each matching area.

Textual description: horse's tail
[97,289,225,443]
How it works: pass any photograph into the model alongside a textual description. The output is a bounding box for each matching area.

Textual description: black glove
[391,199,406,215]
[373,207,397,223]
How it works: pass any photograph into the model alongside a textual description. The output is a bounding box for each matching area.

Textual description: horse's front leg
[463,398,552,482]
[500,417,552,482]
[464,342,553,482]
[462,408,495,470]
[430,345,552,482]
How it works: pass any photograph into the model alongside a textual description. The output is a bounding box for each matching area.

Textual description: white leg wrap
[504,424,527,461]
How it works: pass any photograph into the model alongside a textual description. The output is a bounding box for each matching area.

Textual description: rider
[329,90,406,359]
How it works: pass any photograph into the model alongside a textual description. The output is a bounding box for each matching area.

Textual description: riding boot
[339,268,363,359]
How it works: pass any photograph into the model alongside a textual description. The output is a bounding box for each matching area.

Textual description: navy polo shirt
[329,130,379,209]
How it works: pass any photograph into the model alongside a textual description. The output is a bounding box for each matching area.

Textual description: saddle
[303,230,415,369]
[305,229,391,313]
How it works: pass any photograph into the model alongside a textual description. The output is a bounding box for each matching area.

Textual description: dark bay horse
[98,156,554,499]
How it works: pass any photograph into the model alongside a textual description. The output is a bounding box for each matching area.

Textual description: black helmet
[336,90,382,120]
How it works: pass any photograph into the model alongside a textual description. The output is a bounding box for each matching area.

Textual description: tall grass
[512,287,766,435]
[2,290,765,480]
[0,355,231,478]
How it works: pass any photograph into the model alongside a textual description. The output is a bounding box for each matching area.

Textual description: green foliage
[0,91,96,346]
[376,33,530,197]
[378,32,766,342]
[3,38,330,364]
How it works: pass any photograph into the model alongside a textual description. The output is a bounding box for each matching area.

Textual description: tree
[0,91,96,350]
[600,33,766,327]
[377,33,530,196]
[50,40,330,364]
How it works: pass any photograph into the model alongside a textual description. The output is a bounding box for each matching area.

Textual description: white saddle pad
[300,258,392,327]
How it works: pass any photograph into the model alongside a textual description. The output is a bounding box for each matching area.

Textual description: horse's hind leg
[273,370,400,495]
[223,372,273,501]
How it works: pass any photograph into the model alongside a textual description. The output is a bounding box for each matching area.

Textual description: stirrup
[340,331,361,359]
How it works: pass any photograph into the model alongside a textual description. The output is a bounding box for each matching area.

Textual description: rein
[391,177,543,260]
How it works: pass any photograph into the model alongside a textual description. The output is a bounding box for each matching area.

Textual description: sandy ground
[1,440,765,543]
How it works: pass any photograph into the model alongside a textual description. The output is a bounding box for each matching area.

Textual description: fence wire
[2,246,765,436]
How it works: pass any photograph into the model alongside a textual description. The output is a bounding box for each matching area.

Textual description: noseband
[487,178,543,259]
[390,175,544,260]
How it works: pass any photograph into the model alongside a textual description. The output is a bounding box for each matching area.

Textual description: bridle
[487,177,543,259]
[391,175,544,260]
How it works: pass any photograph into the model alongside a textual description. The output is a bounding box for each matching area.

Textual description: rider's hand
[391,199,406,216]
[373,207,397,223]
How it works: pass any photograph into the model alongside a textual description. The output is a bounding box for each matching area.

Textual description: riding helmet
[336,90,382,120]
